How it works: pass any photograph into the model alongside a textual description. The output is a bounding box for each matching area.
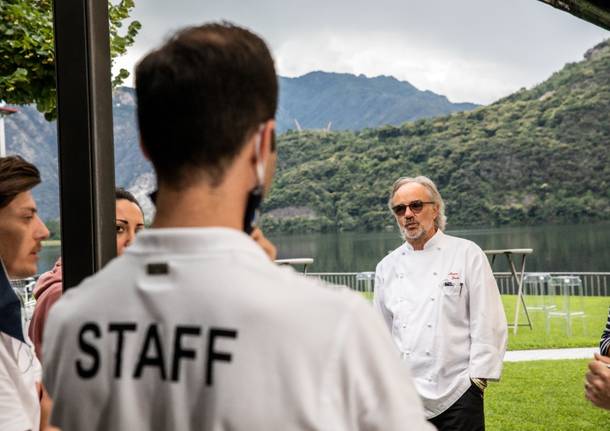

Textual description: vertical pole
[52,0,116,289]
[0,115,5,157]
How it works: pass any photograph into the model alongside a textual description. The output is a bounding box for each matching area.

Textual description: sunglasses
[391,200,435,216]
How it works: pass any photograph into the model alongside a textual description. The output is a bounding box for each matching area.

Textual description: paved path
[505,347,598,362]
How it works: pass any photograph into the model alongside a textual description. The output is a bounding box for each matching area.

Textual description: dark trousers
[429,383,485,431]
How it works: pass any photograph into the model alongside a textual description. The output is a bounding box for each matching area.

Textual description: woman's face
[115,199,144,256]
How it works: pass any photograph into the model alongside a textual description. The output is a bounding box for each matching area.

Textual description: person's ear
[259,119,276,160]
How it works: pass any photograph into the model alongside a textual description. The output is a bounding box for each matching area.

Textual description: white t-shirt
[374,230,508,418]
[0,333,41,431]
[44,228,433,431]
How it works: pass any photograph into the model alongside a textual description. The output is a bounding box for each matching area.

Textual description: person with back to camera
[0,155,50,431]
[374,175,507,431]
[28,188,145,363]
[42,22,434,430]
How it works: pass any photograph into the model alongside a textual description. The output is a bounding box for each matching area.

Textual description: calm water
[39,222,610,274]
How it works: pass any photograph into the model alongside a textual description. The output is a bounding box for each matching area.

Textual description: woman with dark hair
[114,188,145,255]
[28,188,145,362]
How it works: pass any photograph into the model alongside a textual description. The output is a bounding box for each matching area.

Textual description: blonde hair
[388,176,447,231]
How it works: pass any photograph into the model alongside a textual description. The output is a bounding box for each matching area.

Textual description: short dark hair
[115,187,143,216]
[0,156,41,209]
[135,22,278,187]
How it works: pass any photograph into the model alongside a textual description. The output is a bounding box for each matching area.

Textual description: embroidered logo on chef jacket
[448,272,461,281]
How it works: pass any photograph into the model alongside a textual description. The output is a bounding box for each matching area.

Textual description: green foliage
[44,218,61,240]
[0,0,140,120]
[262,40,610,233]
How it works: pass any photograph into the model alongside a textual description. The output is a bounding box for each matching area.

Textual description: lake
[39,222,610,274]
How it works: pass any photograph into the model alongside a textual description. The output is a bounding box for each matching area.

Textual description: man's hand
[39,384,61,430]
[250,227,277,261]
[585,353,610,410]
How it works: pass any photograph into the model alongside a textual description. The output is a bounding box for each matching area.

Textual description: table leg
[518,255,533,331]
[507,253,533,334]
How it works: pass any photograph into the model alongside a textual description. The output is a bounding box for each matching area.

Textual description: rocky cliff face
[5,87,155,221]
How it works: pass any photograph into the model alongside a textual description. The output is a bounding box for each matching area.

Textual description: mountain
[276,72,478,132]
[4,72,478,221]
[4,87,156,221]
[260,39,610,232]
[4,104,61,221]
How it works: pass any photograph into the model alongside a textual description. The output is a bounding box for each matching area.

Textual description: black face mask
[243,184,263,234]
[244,130,274,234]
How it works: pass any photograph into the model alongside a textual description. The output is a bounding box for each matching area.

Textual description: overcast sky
[112,0,609,105]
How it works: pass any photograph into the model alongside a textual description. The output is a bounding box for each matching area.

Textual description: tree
[0,0,141,120]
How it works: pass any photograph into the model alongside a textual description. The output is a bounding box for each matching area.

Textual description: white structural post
[0,101,6,157]
[0,114,5,157]
[0,104,18,157]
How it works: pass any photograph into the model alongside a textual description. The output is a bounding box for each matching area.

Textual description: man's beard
[398,221,426,242]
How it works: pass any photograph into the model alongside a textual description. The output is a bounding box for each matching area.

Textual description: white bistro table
[484,248,534,334]
[274,258,314,274]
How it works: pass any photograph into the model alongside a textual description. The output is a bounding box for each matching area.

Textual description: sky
[112,0,609,105]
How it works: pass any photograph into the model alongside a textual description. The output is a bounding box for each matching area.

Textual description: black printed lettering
[206,328,238,386]
[76,322,101,378]
[133,324,167,380]
[171,326,201,381]
[108,323,137,378]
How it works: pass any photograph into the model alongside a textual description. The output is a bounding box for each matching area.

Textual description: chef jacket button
[433,272,437,276]
[427,323,432,328]
[430,297,435,301]
[425,351,431,356]
[437,247,441,251]
[402,324,406,329]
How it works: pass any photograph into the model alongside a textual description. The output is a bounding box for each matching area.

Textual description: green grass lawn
[502,295,608,350]
[486,359,610,430]
[361,292,609,350]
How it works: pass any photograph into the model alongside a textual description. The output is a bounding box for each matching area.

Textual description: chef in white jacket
[374,175,508,431]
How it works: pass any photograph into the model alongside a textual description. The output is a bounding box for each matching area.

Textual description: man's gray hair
[388,176,447,231]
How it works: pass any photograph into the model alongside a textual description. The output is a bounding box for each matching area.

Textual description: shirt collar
[126,227,269,261]
[402,229,445,252]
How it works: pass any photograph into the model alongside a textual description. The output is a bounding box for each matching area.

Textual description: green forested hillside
[261,40,610,233]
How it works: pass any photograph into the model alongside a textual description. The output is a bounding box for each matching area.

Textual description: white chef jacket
[374,229,507,419]
[44,227,434,431]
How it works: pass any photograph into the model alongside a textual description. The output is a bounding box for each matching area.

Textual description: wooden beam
[538,0,610,30]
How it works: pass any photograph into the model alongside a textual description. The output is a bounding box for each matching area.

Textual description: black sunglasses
[391,200,435,216]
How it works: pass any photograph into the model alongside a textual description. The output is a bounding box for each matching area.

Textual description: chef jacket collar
[402,228,445,252]
[126,227,269,262]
